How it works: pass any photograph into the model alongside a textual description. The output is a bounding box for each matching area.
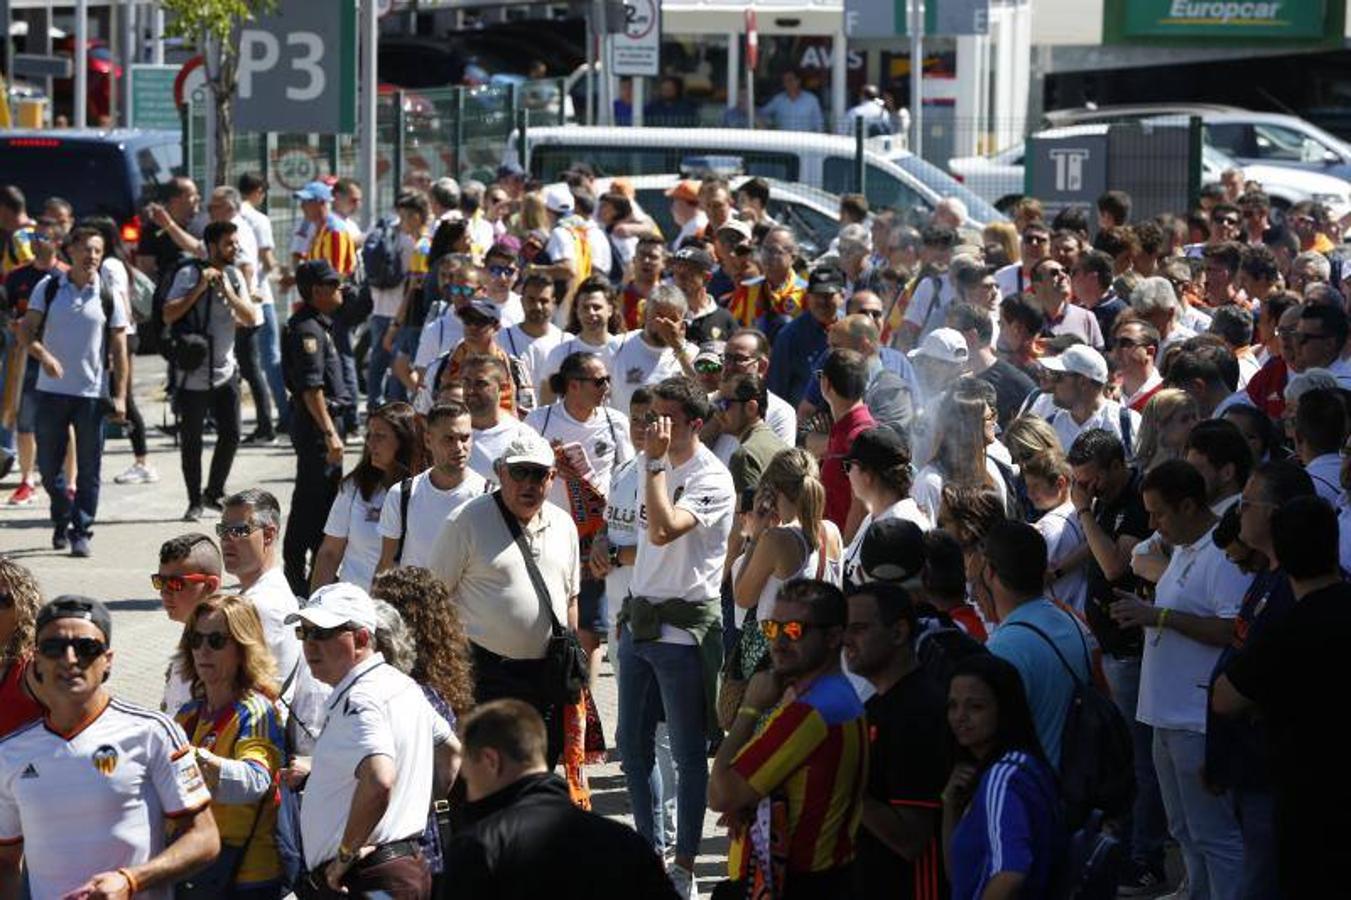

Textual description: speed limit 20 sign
[235,0,357,134]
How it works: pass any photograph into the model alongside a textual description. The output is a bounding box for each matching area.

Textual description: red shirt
[0,656,44,738]
[1245,355,1288,420]
[949,605,989,642]
[824,404,877,529]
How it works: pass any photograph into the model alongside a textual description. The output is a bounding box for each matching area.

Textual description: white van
[507,125,1004,226]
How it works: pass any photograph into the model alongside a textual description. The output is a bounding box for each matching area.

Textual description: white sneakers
[114,462,159,484]
[668,863,698,900]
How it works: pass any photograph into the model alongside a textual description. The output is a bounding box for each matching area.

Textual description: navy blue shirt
[767,313,829,406]
[1089,293,1128,341]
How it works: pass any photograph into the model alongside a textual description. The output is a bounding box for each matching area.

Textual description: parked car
[949,124,1351,222]
[511,125,1004,227]
[0,129,182,247]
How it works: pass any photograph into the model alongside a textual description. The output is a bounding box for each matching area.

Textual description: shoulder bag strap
[1003,620,1085,689]
[395,476,414,563]
[491,490,565,634]
[541,404,553,439]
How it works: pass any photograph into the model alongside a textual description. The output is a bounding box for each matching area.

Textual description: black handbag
[492,491,589,705]
[174,793,266,899]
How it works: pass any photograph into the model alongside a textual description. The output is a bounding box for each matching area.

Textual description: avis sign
[235,0,357,134]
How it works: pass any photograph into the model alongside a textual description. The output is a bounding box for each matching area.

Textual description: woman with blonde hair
[913,388,1008,525]
[982,220,1021,268]
[1134,388,1198,472]
[1002,414,1064,467]
[173,595,285,898]
[519,191,551,234]
[0,557,44,737]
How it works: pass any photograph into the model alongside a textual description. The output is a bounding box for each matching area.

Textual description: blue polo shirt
[767,312,829,406]
[987,598,1091,767]
[28,271,127,399]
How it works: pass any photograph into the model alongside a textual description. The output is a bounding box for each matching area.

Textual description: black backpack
[914,610,989,687]
[151,256,208,367]
[361,214,406,289]
[1005,618,1135,830]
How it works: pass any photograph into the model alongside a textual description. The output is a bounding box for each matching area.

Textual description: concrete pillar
[831,26,847,133]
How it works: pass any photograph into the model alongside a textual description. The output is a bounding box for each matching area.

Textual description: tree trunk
[214,87,234,188]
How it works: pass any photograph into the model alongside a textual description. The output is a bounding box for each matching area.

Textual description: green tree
[159,0,277,187]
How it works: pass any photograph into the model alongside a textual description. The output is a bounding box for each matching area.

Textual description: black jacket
[443,773,677,900]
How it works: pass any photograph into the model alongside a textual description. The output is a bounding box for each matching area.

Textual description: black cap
[673,245,716,273]
[842,426,909,471]
[296,259,341,299]
[807,265,845,295]
[921,224,958,248]
[860,519,926,584]
[36,595,113,643]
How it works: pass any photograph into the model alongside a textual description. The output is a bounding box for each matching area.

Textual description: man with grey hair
[1131,275,1194,352]
[932,196,968,231]
[608,282,699,410]
[430,176,463,223]
[835,222,885,296]
[1289,250,1332,295]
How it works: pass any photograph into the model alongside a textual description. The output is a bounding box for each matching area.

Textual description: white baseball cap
[543,184,574,215]
[286,582,379,633]
[1039,344,1108,384]
[907,327,970,365]
[497,430,556,469]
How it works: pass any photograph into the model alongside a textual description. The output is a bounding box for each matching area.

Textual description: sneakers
[1118,861,1169,896]
[183,505,203,522]
[69,534,91,558]
[7,482,36,506]
[114,461,159,484]
[668,864,698,900]
[242,429,278,446]
[52,527,68,551]
[202,492,225,512]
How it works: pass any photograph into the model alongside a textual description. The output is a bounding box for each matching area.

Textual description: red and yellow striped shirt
[728,671,868,878]
[306,214,358,277]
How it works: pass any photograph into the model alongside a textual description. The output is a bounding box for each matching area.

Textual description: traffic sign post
[607,0,661,78]
[129,64,181,130]
[12,54,73,80]
[234,0,358,134]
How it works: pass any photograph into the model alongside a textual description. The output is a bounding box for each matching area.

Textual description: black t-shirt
[1085,468,1151,658]
[686,304,738,346]
[853,667,950,900]
[138,225,189,280]
[977,359,1037,429]
[1224,580,1351,895]
[3,262,62,316]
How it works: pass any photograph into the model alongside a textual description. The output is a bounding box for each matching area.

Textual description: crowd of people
[2,157,1351,900]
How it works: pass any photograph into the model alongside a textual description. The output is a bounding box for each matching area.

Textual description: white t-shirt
[300,654,452,869]
[711,432,738,467]
[903,271,958,340]
[911,458,1009,527]
[541,333,624,389]
[0,700,212,900]
[498,323,565,395]
[1304,452,1343,507]
[469,415,539,485]
[1137,525,1248,733]
[547,216,613,278]
[369,231,420,319]
[525,402,635,509]
[1033,500,1089,614]
[765,391,797,446]
[322,481,389,591]
[604,457,642,629]
[240,566,302,705]
[994,262,1030,299]
[1047,400,1140,458]
[238,201,276,306]
[378,468,488,568]
[101,257,135,336]
[630,445,736,644]
[608,331,698,413]
[414,309,466,372]
[842,498,932,588]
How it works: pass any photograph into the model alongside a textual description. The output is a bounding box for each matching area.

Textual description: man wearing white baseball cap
[286,583,459,897]
[907,326,970,410]
[1041,343,1140,455]
[430,429,581,767]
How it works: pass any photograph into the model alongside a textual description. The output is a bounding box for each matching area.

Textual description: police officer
[281,259,351,596]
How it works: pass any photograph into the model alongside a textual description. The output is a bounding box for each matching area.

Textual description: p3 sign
[235,0,357,134]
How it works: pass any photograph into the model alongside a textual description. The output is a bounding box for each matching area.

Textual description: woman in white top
[312,402,425,592]
[912,383,1009,524]
[1133,387,1198,473]
[734,448,844,629]
[841,426,931,589]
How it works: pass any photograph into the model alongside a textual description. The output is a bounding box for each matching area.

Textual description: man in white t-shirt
[608,283,699,413]
[498,273,565,398]
[994,221,1048,300]
[1108,460,1247,900]
[0,597,219,900]
[463,354,538,485]
[482,240,526,328]
[1040,344,1139,456]
[286,584,459,895]
[615,376,735,897]
[378,400,487,571]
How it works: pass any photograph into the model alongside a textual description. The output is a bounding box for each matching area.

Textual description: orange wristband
[117,867,139,896]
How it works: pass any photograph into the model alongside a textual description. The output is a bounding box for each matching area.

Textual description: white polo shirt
[0,699,212,900]
[432,493,581,659]
[630,443,736,644]
[1137,524,1248,734]
[1047,399,1140,458]
[240,566,302,704]
[378,468,488,568]
[301,654,452,869]
[525,402,635,510]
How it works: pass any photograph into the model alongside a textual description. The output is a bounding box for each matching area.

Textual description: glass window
[0,140,134,222]
[1204,123,1250,157]
[531,145,797,183]
[770,199,836,257]
[823,157,929,215]
[1252,123,1331,163]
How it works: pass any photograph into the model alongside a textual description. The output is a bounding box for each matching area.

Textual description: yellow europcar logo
[92,744,119,776]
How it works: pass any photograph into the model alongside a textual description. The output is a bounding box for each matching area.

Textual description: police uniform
[281,261,351,596]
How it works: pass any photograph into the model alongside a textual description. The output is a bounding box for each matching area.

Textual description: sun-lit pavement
[0,354,729,894]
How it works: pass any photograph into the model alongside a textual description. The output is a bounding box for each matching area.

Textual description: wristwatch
[646,459,669,475]
[608,544,623,568]
[336,843,358,866]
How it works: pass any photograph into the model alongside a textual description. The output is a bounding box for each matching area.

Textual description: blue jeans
[34,391,106,538]
[616,625,708,859]
[1230,787,1277,900]
[259,301,290,428]
[1153,727,1244,900]
[0,329,14,457]
[609,632,678,849]
[365,314,396,411]
[1102,655,1168,870]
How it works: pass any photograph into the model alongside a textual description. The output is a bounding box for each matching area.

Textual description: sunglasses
[487,264,516,277]
[37,636,107,663]
[1113,337,1145,350]
[760,619,825,642]
[716,397,743,412]
[295,623,355,642]
[215,522,258,540]
[841,458,860,473]
[506,463,552,484]
[151,573,214,592]
[1022,234,1049,245]
[858,308,885,319]
[722,352,755,367]
[187,630,230,651]
[694,358,724,375]
[574,374,611,387]
[446,284,476,297]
